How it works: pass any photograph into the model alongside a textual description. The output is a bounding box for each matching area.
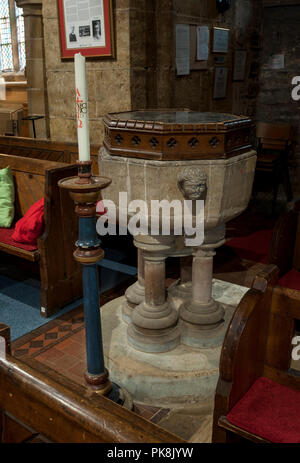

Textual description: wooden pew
[0,154,82,317]
[0,325,183,443]
[212,264,300,443]
[0,135,100,174]
[0,323,11,355]
[268,199,300,332]
[269,200,300,278]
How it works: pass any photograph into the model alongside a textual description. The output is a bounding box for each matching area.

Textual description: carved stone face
[177,169,207,201]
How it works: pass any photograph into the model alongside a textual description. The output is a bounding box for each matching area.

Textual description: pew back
[0,154,65,220]
[0,135,100,174]
[0,154,82,317]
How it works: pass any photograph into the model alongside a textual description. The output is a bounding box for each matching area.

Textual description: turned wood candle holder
[58,162,132,407]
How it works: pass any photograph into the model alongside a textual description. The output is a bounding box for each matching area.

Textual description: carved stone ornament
[177,168,207,201]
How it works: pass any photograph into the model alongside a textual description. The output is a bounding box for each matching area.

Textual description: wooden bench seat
[0,227,39,261]
[0,154,82,317]
[212,265,300,443]
[224,375,300,443]
[217,416,271,443]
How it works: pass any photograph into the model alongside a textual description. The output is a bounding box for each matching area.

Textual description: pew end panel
[0,323,11,355]
[212,265,279,443]
[264,285,300,387]
[38,164,82,317]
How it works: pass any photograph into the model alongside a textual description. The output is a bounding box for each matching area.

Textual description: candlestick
[75,53,90,162]
[58,172,132,408]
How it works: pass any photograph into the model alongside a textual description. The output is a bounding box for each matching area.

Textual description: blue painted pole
[58,166,131,405]
[78,216,105,376]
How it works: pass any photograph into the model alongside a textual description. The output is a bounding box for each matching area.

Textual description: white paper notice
[269,54,285,70]
[64,0,105,50]
[0,77,5,100]
[233,50,247,81]
[196,26,209,61]
[176,24,190,76]
[213,28,229,53]
[214,67,228,99]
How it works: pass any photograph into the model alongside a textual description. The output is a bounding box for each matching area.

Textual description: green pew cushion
[0,166,15,228]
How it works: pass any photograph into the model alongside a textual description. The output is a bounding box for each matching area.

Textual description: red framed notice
[58,0,114,59]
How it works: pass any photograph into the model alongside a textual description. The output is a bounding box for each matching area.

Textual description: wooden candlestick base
[76,160,95,184]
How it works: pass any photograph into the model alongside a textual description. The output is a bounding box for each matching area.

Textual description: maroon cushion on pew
[0,227,38,251]
[225,229,273,264]
[278,269,300,291]
[227,377,300,443]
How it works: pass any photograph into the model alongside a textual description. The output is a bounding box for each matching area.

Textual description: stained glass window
[0,0,26,72]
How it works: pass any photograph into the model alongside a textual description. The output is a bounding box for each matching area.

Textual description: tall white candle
[74,53,90,161]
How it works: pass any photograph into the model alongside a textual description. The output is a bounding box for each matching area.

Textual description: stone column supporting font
[179,240,226,348]
[122,248,145,323]
[127,235,180,353]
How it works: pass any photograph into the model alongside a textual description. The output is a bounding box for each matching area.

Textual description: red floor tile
[35,347,65,364]
[133,403,161,420]
[46,353,80,371]
[67,361,86,378]
[54,338,77,352]
[58,340,85,357]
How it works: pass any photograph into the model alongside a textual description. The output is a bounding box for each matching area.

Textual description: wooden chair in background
[269,200,300,280]
[254,122,294,214]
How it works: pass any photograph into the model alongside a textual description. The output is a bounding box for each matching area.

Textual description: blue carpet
[0,255,137,342]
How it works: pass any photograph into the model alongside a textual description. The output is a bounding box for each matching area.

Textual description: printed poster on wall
[213,67,228,99]
[213,27,229,53]
[58,0,114,58]
[176,24,190,76]
[233,50,247,81]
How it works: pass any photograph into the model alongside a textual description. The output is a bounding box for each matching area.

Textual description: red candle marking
[76,88,85,128]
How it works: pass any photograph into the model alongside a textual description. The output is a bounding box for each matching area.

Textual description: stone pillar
[169,254,193,298]
[167,237,193,311]
[16,0,49,138]
[180,255,193,286]
[176,167,227,348]
[127,235,180,353]
[180,230,227,349]
[122,248,145,324]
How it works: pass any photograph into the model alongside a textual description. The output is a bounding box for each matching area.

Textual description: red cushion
[12,198,44,246]
[278,269,300,291]
[227,377,300,443]
[0,227,38,251]
[226,229,273,263]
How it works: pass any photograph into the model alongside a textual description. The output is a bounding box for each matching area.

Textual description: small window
[0,0,26,72]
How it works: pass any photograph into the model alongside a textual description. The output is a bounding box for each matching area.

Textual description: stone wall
[41,0,263,145]
[129,0,263,117]
[42,0,134,144]
[256,4,300,196]
[17,0,49,138]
